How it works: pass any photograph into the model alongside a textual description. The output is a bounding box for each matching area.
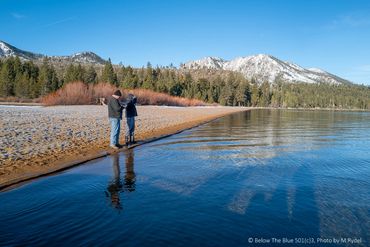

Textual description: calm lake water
[1,109,369,246]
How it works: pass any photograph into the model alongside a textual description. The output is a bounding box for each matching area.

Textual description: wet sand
[0,105,248,188]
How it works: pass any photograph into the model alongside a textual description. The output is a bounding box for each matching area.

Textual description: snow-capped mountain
[0,40,44,60]
[50,52,106,64]
[0,40,106,65]
[182,54,352,85]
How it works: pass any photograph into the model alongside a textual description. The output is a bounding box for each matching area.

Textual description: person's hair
[113,90,122,97]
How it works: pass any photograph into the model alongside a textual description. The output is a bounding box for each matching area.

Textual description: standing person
[124,94,138,146]
[107,90,123,149]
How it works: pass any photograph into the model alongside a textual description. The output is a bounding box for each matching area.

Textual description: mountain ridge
[0,40,354,85]
[0,40,106,65]
[182,54,352,85]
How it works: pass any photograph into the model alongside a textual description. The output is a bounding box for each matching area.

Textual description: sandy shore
[0,105,247,188]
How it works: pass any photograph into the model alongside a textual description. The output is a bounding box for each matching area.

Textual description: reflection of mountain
[150,173,216,196]
[151,110,338,168]
[134,110,369,243]
[227,165,299,215]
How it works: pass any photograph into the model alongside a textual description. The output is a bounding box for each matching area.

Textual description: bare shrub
[92,83,118,99]
[42,82,207,107]
[126,89,206,106]
[42,82,92,105]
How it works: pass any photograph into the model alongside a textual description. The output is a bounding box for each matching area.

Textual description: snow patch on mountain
[0,42,14,57]
[0,40,106,65]
[182,54,352,85]
[308,68,328,74]
[185,56,225,69]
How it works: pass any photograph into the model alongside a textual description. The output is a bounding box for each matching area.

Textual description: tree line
[0,56,369,109]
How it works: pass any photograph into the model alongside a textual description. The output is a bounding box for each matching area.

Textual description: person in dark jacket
[124,94,138,145]
[107,90,123,149]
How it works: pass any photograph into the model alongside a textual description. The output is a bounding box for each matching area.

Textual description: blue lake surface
[0,109,369,246]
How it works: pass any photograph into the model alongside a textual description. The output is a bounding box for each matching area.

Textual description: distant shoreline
[0,102,42,106]
[254,106,370,112]
[0,105,248,190]
[0,102,368,112]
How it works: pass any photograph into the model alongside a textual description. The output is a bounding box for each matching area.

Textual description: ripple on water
[0,109,369,246]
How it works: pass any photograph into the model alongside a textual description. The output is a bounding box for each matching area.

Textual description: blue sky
[1,0,370,85]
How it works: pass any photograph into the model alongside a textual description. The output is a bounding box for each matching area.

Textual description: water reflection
[153,110,370,169]
[105,150,136,210]
[139,110,370,243]
[1,110,369,246]
[124,149,136,192]
[105,155,123,210]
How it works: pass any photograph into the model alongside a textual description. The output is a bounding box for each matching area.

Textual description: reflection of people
[105,150,136,210]
[107,90,124,149]
[124,149,136,192]
[106,154,123,210]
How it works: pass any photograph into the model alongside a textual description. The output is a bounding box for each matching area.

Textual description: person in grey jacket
[124,94,138,145]
[107,90,123,149]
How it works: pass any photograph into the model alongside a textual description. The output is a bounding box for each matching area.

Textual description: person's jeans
[125,117,135,137]
[109,118,121,146]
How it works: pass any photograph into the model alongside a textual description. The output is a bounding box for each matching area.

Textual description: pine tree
[28,77,39,98]
[219,82,234,106]
[64,64,77,84]
[211,76,223,103]
[76,64,85,82]
[117,65,126,83]
[13,56,22,74]
[85,65,97,84]
[38,58,59,95]
[251,83,260,106]
[260,81,271,106]
[101,58,118,85]
[14,72,30,98]
[0,59,15,97]
[235,82,250,106]
[142,62,155,90]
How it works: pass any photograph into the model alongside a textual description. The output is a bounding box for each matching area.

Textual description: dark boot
[131,135,136,144]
